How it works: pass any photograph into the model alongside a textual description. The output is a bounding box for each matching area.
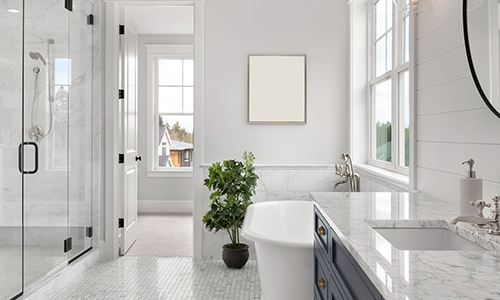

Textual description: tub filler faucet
[334,153,360,192]
[450,196,500,235]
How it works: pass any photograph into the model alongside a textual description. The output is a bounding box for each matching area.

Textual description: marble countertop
[311,192,500,300]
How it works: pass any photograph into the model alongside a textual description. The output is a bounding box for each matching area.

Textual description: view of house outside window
[157,58,194,168]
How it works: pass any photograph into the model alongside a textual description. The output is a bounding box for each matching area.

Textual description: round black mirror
[463,0,500,119]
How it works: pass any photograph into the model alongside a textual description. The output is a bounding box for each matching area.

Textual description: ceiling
[126,6,194,35]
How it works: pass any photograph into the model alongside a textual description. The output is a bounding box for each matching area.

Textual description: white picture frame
[247,55,307,124]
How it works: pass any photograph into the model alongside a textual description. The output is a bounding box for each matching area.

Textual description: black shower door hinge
[65,0,73,11]
[118,154,124,164]
[64,237,72,253]
[119,89,125,99]
[86,227,93,238]
[119,25,125,35]
[118,218,124,228]
[87,14,94,25]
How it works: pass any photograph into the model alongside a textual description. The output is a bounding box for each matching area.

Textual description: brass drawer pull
[318,226,326,236]
[318,277,326,289]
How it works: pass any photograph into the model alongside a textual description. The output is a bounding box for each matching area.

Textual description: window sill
[354,164,410,191]
[146,169,193,178]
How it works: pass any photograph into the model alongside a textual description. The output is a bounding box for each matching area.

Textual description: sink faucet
[334,153,360,192]
[450,196,500,235]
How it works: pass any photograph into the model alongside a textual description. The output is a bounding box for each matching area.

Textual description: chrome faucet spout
[334,178,348,190]
[450,216,491,225]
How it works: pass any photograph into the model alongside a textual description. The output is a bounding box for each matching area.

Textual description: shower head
[47,38,54,44]
[29,51,46,66]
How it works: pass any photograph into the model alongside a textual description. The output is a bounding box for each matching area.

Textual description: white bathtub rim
[241,201,314,249]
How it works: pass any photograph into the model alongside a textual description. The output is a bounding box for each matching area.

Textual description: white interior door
[119,12,139,255]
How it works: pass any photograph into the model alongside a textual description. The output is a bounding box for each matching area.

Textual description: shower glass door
[23,0,69,289]
[0,0,24,299]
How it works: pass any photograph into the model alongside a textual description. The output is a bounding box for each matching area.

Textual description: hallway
[125,213,193,257]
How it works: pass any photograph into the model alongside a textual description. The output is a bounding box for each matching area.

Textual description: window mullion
[154,58,159,168]
[391,2,398,170]
[392,69,398,170]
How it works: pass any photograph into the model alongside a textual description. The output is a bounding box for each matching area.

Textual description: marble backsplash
[201,166,406,260]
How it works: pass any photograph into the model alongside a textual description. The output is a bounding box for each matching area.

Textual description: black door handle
[19,142,39,174]
[135,155,142,162]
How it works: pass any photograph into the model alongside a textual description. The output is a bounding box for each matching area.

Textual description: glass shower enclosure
[0,1,94,299]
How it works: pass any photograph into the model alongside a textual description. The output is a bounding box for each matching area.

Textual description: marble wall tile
[256,169,288,192]
[286,169,338,191]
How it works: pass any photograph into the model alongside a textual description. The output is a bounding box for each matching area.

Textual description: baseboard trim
[138,200,194,213]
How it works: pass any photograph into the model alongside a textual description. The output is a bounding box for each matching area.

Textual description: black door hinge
[119,89,125,99]
[65,0,73,11]
[119,25,125,35]
[87,14,94,25]
[64,237,73,253]
[86,227,93,238]
[118,218,124,228]
[118,154,124,164]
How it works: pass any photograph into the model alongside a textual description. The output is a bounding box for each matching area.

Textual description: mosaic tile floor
[0,245,76,299]
[48,257,261,300]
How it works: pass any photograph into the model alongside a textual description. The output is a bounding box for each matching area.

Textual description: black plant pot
[222,243,249,269]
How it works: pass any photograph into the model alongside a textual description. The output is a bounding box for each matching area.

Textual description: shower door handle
[18,142,39,174]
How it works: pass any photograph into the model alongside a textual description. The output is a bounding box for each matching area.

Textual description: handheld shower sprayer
[28,38,55,142]
[29,51,47,66]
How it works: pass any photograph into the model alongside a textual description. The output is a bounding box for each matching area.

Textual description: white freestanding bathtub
[241,201,314,300]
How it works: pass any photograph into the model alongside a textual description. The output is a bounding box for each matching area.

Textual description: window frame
[367,0,411,175]
[145,45,194,178]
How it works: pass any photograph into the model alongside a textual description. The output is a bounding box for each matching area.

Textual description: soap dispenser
[459,159,483,216]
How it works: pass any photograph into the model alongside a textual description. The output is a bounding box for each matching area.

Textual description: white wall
[137,35,194,210]
[415,0,500,203]
[203,0,349,165]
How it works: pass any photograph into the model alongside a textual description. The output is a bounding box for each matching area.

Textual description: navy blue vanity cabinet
[314,207,384,300]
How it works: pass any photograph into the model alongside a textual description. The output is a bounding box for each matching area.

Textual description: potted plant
[203,151,259,268]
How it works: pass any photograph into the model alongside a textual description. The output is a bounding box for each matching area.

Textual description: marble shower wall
[201,166,406,260]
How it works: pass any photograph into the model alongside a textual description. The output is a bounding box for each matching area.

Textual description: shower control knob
[135,155,142,162]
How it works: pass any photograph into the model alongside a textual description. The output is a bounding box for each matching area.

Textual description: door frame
[103,0,205,260]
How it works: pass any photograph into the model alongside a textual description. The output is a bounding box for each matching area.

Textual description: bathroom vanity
[314,205,383,300]
[312,192,500,300]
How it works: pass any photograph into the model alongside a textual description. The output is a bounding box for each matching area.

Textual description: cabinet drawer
[331,233,383,300]
[314,207,329,255]
[315,251,330,300]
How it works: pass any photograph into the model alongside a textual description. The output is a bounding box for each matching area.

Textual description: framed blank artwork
[247,55,306,124]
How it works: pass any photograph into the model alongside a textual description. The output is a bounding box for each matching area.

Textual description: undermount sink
[373,228,486,251]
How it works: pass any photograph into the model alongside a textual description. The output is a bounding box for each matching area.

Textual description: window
[50,58,71,169]
[155,57,194,169]
[369,0,410,173]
